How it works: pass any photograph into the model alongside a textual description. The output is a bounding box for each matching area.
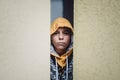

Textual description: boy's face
[51,27,71,53]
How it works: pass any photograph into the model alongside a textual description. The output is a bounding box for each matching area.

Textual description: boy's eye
[63,31,70,35]
[53,32,59,35]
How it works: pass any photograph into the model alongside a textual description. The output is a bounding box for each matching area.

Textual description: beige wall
[74,0,120,80]
[0,0,50,80]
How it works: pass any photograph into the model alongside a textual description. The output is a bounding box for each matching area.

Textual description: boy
[50,17,73,80]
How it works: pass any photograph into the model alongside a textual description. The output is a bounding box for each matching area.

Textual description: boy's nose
[59,33,64,40]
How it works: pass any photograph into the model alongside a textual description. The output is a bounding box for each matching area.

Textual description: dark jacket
[50,53,73,80]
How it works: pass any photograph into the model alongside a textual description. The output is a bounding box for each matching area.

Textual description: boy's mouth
[57,42,65,45]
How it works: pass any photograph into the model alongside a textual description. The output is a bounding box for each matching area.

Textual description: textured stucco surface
[74,0,120,80]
